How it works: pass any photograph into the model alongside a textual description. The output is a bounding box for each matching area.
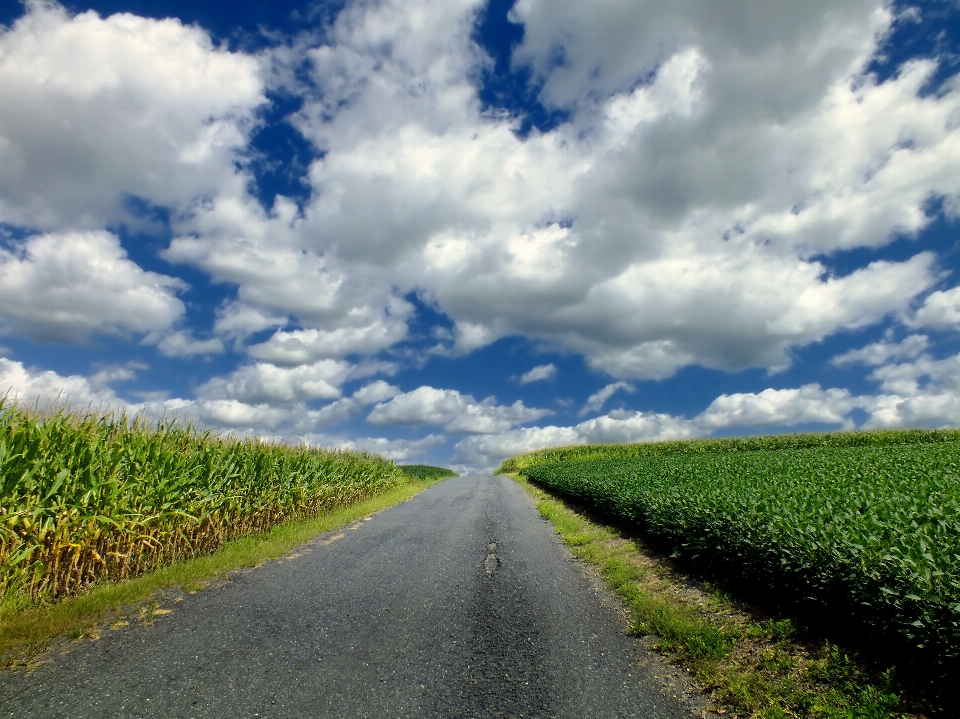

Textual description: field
[0,400,406,604]
[497,428,960,474]
[500,431,960,684]
[399,464,459,481]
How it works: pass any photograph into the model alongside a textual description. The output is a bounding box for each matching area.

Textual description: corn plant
[0,399,405,601]
[398,465,458,481]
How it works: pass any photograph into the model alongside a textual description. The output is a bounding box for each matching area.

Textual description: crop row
[521,441,960,667]
[496,428,960,474]
[0,400,405,602]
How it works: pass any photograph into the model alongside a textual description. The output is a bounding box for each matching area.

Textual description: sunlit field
[0,399,405,604]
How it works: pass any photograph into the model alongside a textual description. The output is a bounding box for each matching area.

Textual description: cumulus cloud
[0,0,264,230]
[0,231,185,342]
[299,432,447,463]
[832,333,930,366]
[258,0,953,379]
[697,384,860,430]
[197,359,354,404]
[151,331,225,358]
[909,287,960,331]
[0,357,128,409]
[453,425,582,470]
[366,386,551,434]
[11,0,944,380]
[519,363,557,384]
[247,307,409,364]
[298,380,400,429]
[581,381,633,416]
[7,0,960,470]
[454,409,698,470]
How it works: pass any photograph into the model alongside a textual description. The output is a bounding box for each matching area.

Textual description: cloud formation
[519,364,556,384]
[0,231,186,342]
[0,1,264,230]
[581,381,634,416]
[367,386,551,434]
[2,1,960,471]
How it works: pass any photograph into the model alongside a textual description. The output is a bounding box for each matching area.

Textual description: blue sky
[2,0,960,471]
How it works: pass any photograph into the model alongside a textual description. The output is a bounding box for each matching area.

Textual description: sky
[2,0,960,472]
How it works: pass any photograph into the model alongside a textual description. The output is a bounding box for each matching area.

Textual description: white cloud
[910,286,960,331]
[697,384,860,430]
[0,231,185,342]
[247,303,410,364]
[198,360,353,404]
[261,0,953,379]
[519,363,556,384]
[163,228,415,362]
[0,356,128,409]
[213,302,288,344]
[366,385,551,434]
[581,381,633,416]
[187,399,290,432]
[454,426,583,470]
[151,331,225,358]
[511,0,885,112]
[832,333,929,366]
[299,432,447,463]
[0,1,264,230]
[454,409,697,471]
[299,380,400,429]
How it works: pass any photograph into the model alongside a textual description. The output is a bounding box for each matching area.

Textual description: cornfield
[0,399,405,602]
[398,464,458,481]
[518,438,960,675]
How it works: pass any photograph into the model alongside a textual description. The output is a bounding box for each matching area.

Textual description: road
[0,475,702,719]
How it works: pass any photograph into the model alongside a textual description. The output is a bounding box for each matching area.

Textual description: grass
[0,476,442,667]
[513,473,919,719]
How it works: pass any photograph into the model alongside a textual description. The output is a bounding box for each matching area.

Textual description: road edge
[1,477,445,669]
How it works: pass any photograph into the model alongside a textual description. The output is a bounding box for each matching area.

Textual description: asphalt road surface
[1,475,702,719]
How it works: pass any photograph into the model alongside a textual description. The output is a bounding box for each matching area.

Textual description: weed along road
[1,475,699,719]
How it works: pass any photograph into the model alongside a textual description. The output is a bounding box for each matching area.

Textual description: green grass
[0,477,439,667]
[514,474,911,718]
[0,399,405,602]
[398,464,458,481]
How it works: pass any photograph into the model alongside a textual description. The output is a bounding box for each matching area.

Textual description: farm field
[499,431,960,691]
[0,400,407,605]
[399,464,459,481]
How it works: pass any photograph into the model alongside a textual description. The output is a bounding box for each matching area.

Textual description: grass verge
[0,477,440,668]
[512,473,924,719]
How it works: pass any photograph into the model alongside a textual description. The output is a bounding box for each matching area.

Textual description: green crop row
[0,399,405,602]
[398,464,458,481]
[521,441,960,671]
[496,428,960,474]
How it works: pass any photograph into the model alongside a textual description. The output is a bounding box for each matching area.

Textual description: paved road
[1,475,700,718]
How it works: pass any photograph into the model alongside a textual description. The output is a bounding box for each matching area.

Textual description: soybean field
[502,431,960,685]
[0,400,405,604]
